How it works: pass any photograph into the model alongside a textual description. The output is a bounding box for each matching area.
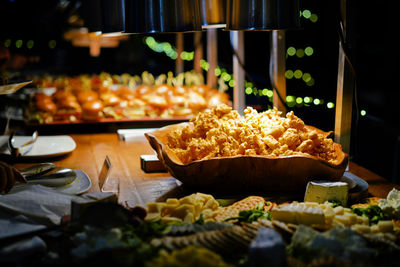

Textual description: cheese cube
[147,202,166,213]
[377,220,393,232]
[304,181,348,206]
[351,224,371,234]
[170,204,195,221]
[357,215,369,225]
[334,206,344,215]
[344,213,358,225]
[334,215,349,226]
[271,203,325,225]
[322,205,335,225]
[370,224,379,233]
[271,208,296,223]
[162,216,183,223]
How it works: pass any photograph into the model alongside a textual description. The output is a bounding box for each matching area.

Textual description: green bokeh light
[286,95,295,103]
[302,10,312,19]
[48,40,56,49]
[294,70,303,79]
[27,40,34,49]
[310,14,318,23]
[306,78,315,86]
[4,39,11,47]
[305,46,314,56]
[304,97,312,103]
[302,73,312,82]
[287,46,296,56]
[285,70,294,79]
[16,39,23,48]
[296,49,305,58]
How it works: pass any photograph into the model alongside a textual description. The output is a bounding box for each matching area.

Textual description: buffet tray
[26,116,190,125]
[25,116,190,134]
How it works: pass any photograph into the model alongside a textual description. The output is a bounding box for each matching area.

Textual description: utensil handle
[20,163,57,178]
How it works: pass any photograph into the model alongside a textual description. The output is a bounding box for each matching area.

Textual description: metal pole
[230,31,245,114]
[207,29,218,88]
[194,32,203,73]
[334,0,354,155]
[270,30,287,114]
[176,33,184,75]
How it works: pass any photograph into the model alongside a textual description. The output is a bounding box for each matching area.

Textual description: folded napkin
[0,184,116,240]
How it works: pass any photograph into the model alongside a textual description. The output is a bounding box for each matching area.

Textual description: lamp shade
[200,0,226,28]
[226,0,300,31]
[82,0,125,34]
[125,0,202,33]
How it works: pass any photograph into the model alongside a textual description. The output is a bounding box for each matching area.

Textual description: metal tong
[8,130,38,158]
[19,162,76,187]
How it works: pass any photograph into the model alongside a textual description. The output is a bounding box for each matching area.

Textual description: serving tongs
[0,80,32,95]
[8,130,38,158]
[19,163,77,187]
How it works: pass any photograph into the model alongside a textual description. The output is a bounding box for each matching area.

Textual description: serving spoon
[8,130,38,158]
[19,163,77,187]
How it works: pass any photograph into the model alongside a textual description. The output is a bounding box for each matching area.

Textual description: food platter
[145,122,348,193]
[25,73,230,125]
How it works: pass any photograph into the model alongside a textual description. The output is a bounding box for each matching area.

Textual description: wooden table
[12,133,400,207]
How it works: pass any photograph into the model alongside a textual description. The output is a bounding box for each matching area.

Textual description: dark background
[0,0,399,183]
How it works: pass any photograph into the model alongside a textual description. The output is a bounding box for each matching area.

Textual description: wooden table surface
[12,133,400,207]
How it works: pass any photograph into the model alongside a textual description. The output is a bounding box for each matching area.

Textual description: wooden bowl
[145,123,348,193]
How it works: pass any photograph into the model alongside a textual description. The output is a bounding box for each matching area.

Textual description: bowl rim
[144,122,348,170]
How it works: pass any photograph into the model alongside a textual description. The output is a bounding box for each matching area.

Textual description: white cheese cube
[351,224,371,234]
[356,215,369,225]
[370,224,379,233]
[322,205,335,225]
[334,206,344,215]
[304,181,349,206]
[377,220,393,232]
[334,215,349,226]
[271,203,325,225]
[387,188,400,209]
[344,213,358,225]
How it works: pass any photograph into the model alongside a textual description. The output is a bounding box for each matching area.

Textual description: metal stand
[176,33,184,75]
[230,31,245,114]
[334,0,354,155]
[270,30,287,114]
[194,32,203,73]
[207,29,218,89]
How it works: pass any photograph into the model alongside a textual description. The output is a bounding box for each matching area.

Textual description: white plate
[0,135,76,158]
[54,169,92,195]
[12,169,92,195]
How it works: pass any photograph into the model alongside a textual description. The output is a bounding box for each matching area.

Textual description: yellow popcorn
[167,104,339,164]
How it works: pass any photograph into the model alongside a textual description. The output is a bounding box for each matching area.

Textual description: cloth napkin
[0,184,116,240]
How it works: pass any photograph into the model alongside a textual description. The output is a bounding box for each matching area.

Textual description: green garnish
[351,205,390,225]
[225,204,271,224]
[328,200,342,208]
